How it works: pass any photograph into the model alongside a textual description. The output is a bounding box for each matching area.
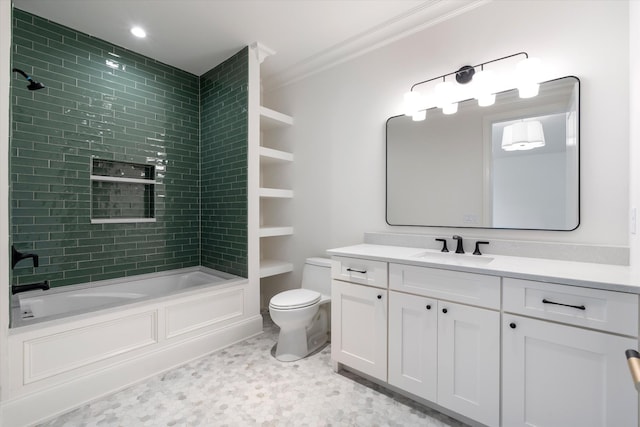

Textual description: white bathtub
[12,269,232,326]
[5,267,262,426]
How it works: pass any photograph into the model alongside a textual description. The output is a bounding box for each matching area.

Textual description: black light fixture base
[455,65,475,84]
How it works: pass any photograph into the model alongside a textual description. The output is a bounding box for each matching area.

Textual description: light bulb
[478,93,496,107]
[516,57,541,98]
[435,81,455,108]
[516,57,541,78]
[518,83,539,98]
[442,102,458,115]
[403,91,420,116]
[412,110,426,121]
[474,69,496,107]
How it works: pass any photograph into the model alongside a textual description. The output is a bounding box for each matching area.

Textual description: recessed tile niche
[90,159,156,223]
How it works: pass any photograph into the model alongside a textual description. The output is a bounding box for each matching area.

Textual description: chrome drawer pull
[346,268,367,274]
[542,298,586,311]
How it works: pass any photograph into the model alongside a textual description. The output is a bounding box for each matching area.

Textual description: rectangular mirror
[386,76,579,230]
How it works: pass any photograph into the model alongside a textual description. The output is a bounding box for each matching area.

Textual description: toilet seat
[269,289,321,310]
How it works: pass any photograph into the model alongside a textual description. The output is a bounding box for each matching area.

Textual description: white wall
[630,1,640,270]
[263,0,630,293]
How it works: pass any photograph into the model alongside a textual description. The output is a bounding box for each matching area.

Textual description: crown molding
[250,42,276,64]
[263,0,491,92]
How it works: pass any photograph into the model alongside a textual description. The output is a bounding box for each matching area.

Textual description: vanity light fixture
[402,52,541,121]
[501,120,546,151]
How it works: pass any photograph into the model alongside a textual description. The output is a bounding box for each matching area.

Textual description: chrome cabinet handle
[346,268,367,274]
[542,298,586,311]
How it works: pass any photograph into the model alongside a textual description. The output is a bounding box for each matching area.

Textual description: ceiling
[12,0,487,88]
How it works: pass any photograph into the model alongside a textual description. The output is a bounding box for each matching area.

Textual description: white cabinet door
[388,291,437,401]
[331,279,387,381]
[503,314,638,427]
[438,301,500,427]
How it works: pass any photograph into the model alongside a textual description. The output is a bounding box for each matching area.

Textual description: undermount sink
[412,250,494,266]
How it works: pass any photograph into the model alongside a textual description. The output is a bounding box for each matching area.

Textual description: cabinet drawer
[503,278,639,336]
[331,256,387,288]
[389,263,500,309]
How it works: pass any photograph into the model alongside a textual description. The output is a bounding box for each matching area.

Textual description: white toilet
[269,257,332,362]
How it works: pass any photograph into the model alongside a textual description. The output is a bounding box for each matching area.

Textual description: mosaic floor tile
[38,314,469,427]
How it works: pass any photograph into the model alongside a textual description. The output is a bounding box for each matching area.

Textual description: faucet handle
[435,238,449,253]
[473,241,489,256]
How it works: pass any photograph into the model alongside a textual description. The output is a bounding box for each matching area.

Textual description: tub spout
[12,280,49,295]
[12,245,39,269]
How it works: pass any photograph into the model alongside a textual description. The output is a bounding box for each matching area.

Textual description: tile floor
[39,314,468,427]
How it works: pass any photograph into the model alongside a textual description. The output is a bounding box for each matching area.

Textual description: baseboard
[1,315,263,426]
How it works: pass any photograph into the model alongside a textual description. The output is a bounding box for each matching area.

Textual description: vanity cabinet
[502,314,637,427]
[388,291,437,401]
[329,247,640,427]
[502,278,639,427]
[331,257,388,381]
[388,264,500,427]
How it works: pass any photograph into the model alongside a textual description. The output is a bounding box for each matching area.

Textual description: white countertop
[327,244,640,294]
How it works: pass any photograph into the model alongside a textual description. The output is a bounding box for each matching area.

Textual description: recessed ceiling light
[130,26,146,38]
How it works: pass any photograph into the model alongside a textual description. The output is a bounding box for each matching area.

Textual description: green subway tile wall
[200,48,248,277]
[11,9,202,287]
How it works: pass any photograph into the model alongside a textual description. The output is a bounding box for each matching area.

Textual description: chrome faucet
[452,235,464,254]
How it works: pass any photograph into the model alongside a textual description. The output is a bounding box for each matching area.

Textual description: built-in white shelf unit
[259,106,294,278]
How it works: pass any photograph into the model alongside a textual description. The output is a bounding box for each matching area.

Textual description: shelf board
[259,188,293,198]
[259,146,293,163]
[91,218,156,224]
[90,175,156,185]
[260,106,293,129]
[259,226,294,237]
[260,259,294,278]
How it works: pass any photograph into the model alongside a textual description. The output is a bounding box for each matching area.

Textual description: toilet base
[274,331,328,362]
[274,305,328,362]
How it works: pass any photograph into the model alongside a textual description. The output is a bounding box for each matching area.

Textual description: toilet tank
[301,257,332,296]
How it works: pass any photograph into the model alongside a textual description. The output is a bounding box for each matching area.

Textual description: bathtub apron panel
[3,268,261,427]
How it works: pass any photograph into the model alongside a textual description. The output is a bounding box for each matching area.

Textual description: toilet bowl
[268,257,332,362]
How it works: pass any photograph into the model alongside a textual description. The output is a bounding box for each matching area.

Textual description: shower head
[27,80,45,90]
[12,68,45,91]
